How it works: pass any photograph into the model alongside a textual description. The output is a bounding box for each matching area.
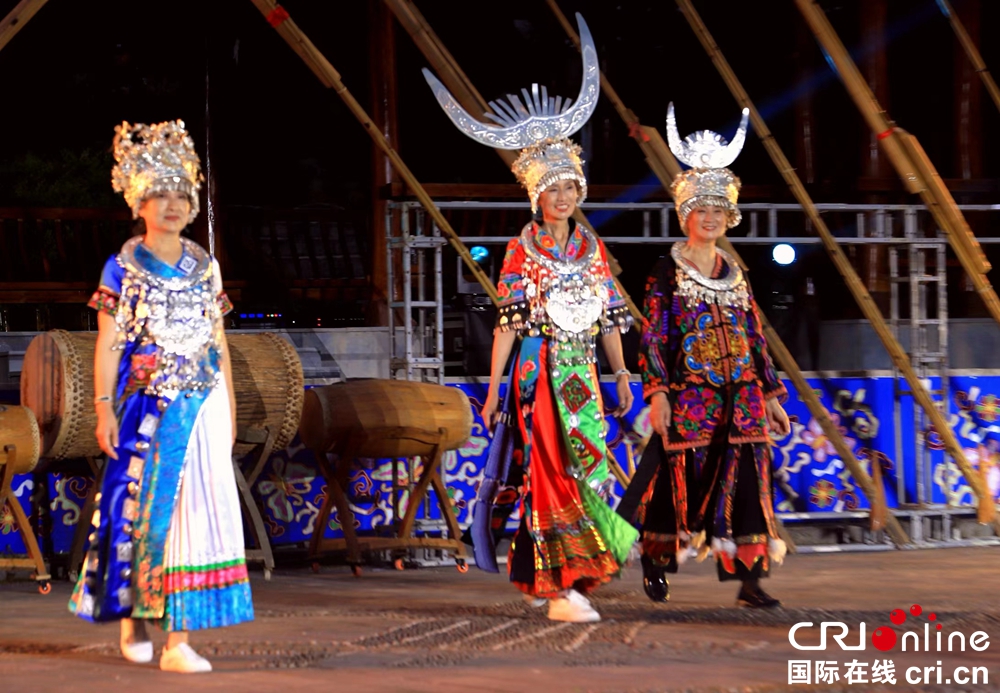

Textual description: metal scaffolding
[889,215,955,541]
[386,202,446,385]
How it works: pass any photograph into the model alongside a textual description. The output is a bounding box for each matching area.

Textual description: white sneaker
[522,593,547,608]
[120,638,153,664]
[159,642,212,673]
[547,589,601,623]
[120,621,153,664]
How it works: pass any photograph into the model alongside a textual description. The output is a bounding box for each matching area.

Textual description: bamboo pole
[547,0,894,544]
[0,0,48,52]
[383,0,642,321]
[937,0,1000,117]
[681,0,996,530]
[247,0,498,304]
[795,0,1000,321]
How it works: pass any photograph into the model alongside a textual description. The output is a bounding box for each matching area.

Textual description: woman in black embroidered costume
[619,104,791,608]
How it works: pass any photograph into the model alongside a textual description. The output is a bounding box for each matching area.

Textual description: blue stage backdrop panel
[3,375,1000,557]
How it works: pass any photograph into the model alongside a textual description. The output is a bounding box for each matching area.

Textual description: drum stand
[308,427,468,576]
[234,426,276,581]
[0,445,52,593]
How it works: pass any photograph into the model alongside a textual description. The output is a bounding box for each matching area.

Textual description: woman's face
[685,205,727,243]
[138,190,191,235]
[537,179,578,223]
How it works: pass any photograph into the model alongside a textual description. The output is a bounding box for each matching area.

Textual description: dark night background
[1,0,998,340]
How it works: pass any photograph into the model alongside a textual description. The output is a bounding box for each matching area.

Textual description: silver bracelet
[94,395,113,405]
[614,368,631,379]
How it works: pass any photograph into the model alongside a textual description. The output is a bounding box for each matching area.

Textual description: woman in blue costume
[69,121,253,673]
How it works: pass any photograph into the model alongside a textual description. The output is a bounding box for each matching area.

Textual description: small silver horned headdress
[666,102,749,230]
[422,13,599,212]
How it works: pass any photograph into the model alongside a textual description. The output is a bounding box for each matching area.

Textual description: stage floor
[1,547,997,692]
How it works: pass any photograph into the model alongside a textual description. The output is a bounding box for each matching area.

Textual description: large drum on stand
[19,330,303,584]
[0,403,50,592]
[299,379,473,574]
[20,330,304,460]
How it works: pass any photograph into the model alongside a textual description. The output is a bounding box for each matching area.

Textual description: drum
[299,379,473,457]
[20,330,303,460]
[20,330,97,461]
[0,404,41,474]
[227,333,304,455]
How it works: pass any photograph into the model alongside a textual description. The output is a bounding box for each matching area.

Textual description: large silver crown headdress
[422,13,599,212]
[666,103,749,230]
[111,120,203,224]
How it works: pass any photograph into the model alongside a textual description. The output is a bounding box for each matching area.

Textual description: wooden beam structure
[247,0,498,304]
[367,0,401,325]
[937,0,1000,117]
[0,0,47,53]
[383,0,641,321]
[547,0,903,544]
[678,0,995,530]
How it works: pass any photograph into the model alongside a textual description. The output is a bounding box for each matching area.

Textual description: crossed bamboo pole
[382,0,642,322]
[936,0,1000,117]
[677,0,996,530]
[0,0,47,52]
[546,0,903,545]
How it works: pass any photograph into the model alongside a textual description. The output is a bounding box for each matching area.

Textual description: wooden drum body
[299,379,473,457]
[20,330,97,461]
[227,333,303,455]
[20,330,304,460]
[0,404,41,474]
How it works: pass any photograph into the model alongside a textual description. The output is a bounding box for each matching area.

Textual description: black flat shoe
[736,585,781,609]
[641,554,670,603]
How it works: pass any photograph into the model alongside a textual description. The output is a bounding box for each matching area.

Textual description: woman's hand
[95,403,120,460]
[481,390,500,436]
[613,373,634,417]
[649,392,671,438]
[766,398,791,438]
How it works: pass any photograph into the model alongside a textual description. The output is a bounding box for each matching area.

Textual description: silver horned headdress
[422,13,599,212]
[666,102,749,230]
[111,120,203,224]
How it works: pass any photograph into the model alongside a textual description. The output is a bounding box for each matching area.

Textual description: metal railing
[392,200,1000,246]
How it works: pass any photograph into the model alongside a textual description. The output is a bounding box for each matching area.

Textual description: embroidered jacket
[639,248,786,450]
[88,238,234,398]
[495,221,631,342]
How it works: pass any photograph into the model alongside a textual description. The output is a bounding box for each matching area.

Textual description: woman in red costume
[423,14,638,623]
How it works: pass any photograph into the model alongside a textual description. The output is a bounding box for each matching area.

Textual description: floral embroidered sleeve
[496,237,528,332]
[87,254,123,316]
[745,285,787,402]
[638,257,678,402]
[597,239,632,334]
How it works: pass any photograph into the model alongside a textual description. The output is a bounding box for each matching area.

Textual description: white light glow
[773,243,796,265]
